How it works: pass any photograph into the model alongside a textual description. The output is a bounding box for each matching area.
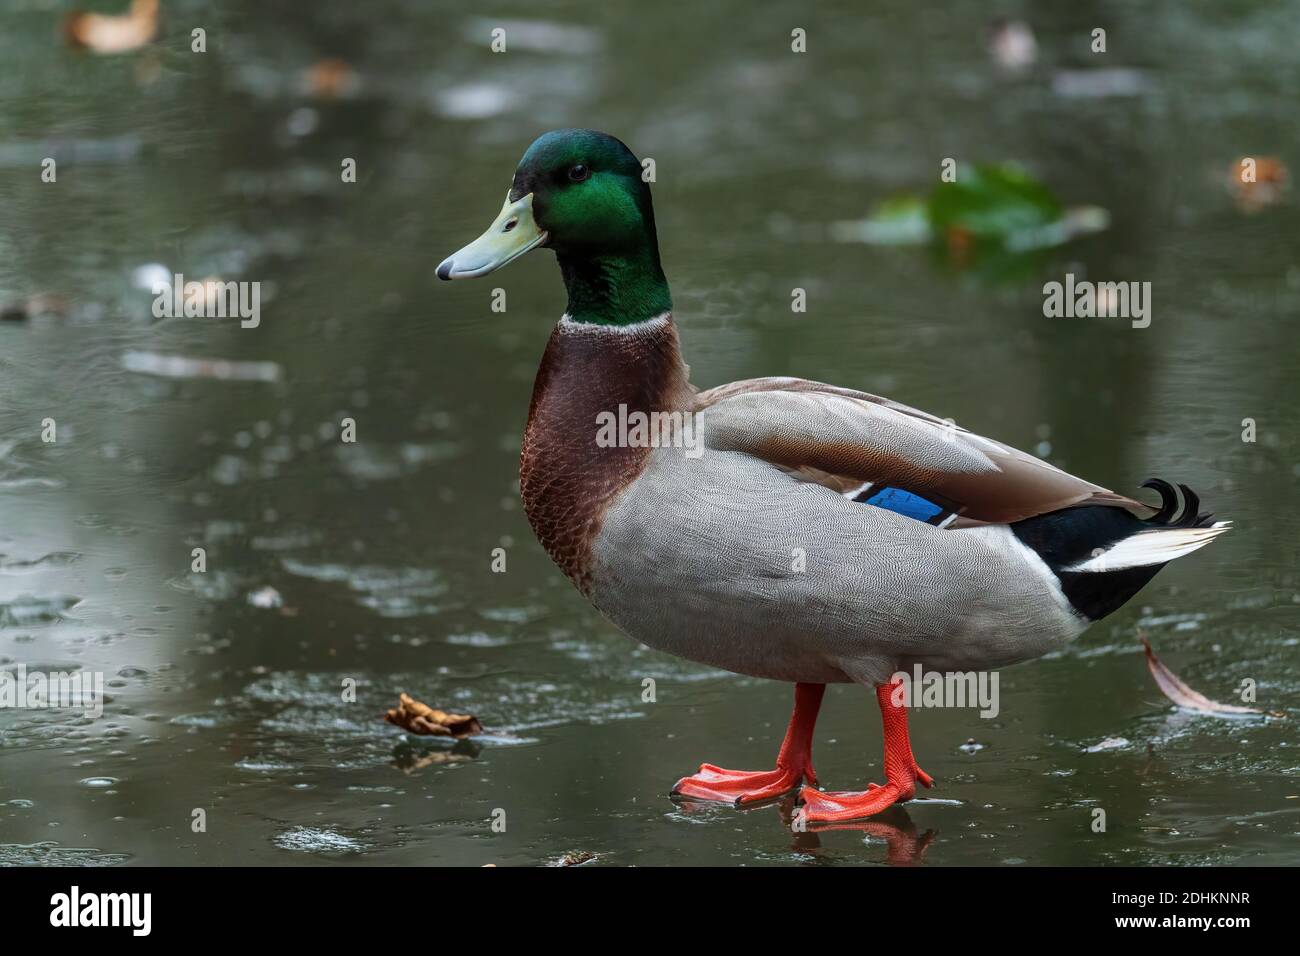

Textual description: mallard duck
[437,129,1229,822]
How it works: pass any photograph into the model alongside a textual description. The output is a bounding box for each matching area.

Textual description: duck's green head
[437,129,671,326]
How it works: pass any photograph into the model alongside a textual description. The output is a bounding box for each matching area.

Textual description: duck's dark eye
[567,164,590,183]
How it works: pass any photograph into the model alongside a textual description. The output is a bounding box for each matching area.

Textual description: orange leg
[799,679,934,822]
[672,682,824,805]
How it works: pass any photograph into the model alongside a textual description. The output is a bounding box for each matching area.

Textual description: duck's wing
[694,377,1148,526]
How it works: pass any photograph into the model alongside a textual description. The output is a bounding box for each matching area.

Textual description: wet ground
[1,1,1297,865]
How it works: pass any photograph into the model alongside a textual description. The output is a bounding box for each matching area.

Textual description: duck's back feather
[694,377,1149,526]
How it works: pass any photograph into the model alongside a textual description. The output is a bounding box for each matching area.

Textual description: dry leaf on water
[1142,635,1284,718]
[64,0,159,55]
[1228,156,1288,213]
[302,58,358,100]
[384,692,483,738]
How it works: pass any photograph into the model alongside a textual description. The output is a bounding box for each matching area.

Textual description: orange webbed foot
[672,762,814,805]
[797,781,907,822]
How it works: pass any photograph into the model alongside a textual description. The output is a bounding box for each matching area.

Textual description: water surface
[1,1,1297,866]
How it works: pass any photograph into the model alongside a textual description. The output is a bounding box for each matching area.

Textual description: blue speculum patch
[862,486,945,523]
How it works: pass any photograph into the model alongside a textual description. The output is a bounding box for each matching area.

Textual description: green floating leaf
[833,164,1108,252]
[928,164,1061,238]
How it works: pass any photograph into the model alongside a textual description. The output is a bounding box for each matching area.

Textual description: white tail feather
[1064,521,1231,572]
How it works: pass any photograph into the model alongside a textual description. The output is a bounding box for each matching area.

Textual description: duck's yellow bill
[436,193,547,280]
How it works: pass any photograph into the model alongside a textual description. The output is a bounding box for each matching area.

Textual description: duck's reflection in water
[671,791,936,865]
[778,796,936,865]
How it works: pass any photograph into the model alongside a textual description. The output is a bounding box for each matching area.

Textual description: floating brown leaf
[384,692,483,738]
[1142,636,1283,718]
[1228,156,1288,213]
[64,0,159,55]
[302,58,357,100]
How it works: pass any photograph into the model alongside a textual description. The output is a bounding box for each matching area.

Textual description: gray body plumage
[589,425,1087,687]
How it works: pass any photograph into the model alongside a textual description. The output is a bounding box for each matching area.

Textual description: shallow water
[1,2,1297,866]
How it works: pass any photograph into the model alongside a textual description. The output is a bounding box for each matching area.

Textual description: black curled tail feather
[1012,478,1218,622]
[1140,478,1215,529]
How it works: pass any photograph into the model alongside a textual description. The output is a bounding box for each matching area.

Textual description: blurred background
[0,0,1296,866]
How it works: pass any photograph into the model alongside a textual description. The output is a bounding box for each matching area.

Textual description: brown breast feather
[520,315,692,593]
